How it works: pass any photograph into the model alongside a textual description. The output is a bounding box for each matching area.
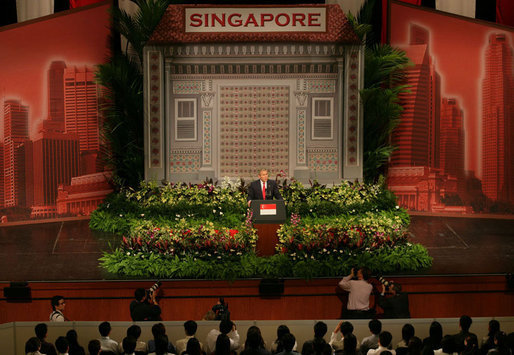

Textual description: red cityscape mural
[0,3,112,222]
[388,2,514,214]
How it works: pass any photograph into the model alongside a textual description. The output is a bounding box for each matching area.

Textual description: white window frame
[311,97,334,140]
[174,98,197,141]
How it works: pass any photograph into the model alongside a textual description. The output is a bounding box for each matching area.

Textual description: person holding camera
[130,287,162,321]
[377,280,410,319]
[338,267,374,319]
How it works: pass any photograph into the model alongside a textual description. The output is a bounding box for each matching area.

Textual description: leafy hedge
[92,179,432,278]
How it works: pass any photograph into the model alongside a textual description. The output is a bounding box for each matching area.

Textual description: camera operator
[212,297,230,321]
[377,279,410,319]
[338,267,374,319]
[130,286,162,321]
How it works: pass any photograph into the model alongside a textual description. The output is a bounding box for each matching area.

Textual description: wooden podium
[250,200,286,256]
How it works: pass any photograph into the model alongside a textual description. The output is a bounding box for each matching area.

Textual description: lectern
[250,200,286,256]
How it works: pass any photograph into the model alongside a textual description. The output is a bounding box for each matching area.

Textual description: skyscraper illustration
[440,98,465,182]
[64,66,100,174]
[3,100,29,207]
[481,33,514,203]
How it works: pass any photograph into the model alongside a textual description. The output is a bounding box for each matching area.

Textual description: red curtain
[496,0,514,27]
[70,0,104,8]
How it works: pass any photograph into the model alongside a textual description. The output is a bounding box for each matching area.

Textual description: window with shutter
[312,98,333,140]
[175,98,197,141]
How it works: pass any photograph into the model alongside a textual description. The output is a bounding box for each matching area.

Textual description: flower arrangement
[92,178,431,278]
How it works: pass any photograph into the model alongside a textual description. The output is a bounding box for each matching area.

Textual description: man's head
[460,315,472,332]
[88,339,101,355]
[184,320,198,336]
[258,169,269,182]
[123,336,137,354]
[99,321,111,337]
[357,267,370,281]
[51,295,65,312]
[369,319,382,335]
[219,319,234,335]
[152,323,166,338]
[135,288,146,302]
[127,324,142,340]
[340,321,354,336]
[55,336,69,354]
[25,337,41,353]
[35,323,48,340]
[314,321,328,338]
[379,331,393,348]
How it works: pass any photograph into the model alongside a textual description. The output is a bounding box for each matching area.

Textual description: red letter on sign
[275,13,290,26]
[228,13,242,27]
[244,13,258,27]
[292,13,306,26]
[308,13,321,26]
[190,13,202,27]
[260,13,273,26]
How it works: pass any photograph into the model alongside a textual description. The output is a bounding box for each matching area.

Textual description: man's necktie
[262,183,266,200]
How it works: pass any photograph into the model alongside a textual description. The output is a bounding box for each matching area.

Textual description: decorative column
[293,79,309,179]
[199,79,215,179]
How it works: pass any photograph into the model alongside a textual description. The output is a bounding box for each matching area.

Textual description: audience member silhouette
[88,340,101,355]
[35,323,57,355]
[276,333,298,355]
[55,336,70,355]
[360,320,382,355]
[66,329,85,355]
[272,325,297,354]
[367,331,396,355]
[26,336,42,355]
[452,316,477,353]
[241,326,270,355]
[422,322,443,351]
[302,321,332,355]
[148,323,176,354]
[481,320,500,355]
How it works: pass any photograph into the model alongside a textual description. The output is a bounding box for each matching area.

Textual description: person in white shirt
[206,319,240,354]
[360,320,382,355]
[338,267,374,319]
[177,320,204,355]
[329,321,355,352]
[50,295,66,322]
[367,332,395,355]
[99,321,120,354]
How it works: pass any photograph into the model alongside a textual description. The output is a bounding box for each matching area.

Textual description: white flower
[217,256,222,259]
[213,210,217,213]
[396,205,400,209]
[119,214,123,217]
[140,213,145,217]
[126,252,130,256]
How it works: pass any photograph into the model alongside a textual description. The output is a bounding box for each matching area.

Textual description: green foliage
[95,0,169,189]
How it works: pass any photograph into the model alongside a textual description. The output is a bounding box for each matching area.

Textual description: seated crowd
[25,316,513,355]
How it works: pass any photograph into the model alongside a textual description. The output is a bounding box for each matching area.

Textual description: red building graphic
[391,25,441,168]
[57,172,113,216]
[481,34,514,203]
[48,61,67,125]
[3,100,29,208]
[0,143,4,208]
[64,66,101,175]
[440,98,465,185]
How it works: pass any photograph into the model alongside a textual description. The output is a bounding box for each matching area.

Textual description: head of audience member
[428,321,443,346]
[258,169,269,183]
[402,324,415,344]
[314,321,328,339]
[339,321,354,337]
[488,320,501,337]
[127,324,142,341]
[55,336,69,354]
[123,336,137,354]
[99,321,112,337]
[343,333,358,354]
[282,333,296,353]
[277,324,291,341]
[408,337,423,355]
[184,320,198,336]
[152,322,167,339]
[155,335,170,355]
[88,339,101,355]
[440,335,456,354]
[358,267,370,281]
[219,319,234,335]
[215,333,231,355]
[245,326,265,350]
[35,323,48,341]
[66,329,81,350]
[369,319,382,336]
[25,337,41,354]
[460,315,473,333]
[421,347,434,355]
[493,331,508,353]
[379,331,393,349]
[203,310,216,321]
[135,287,147,302]
[51,295,65,312]
[186,337,203,355]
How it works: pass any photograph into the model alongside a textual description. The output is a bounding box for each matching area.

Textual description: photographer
[130,286,162,321]
[338,267,374,319]
[212,297,230,321]
[377,280,410,319]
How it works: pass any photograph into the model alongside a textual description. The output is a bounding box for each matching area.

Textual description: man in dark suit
[247,169,282,206]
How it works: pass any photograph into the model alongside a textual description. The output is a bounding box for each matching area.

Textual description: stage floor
[0,214,513,281]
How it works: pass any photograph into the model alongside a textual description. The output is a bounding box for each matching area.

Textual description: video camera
[212,297,230,321]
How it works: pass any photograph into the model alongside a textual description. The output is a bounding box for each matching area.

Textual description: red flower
[229,229,238,237]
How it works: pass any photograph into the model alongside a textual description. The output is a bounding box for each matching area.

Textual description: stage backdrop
[0,1,112,222]
[387,1,514,214]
